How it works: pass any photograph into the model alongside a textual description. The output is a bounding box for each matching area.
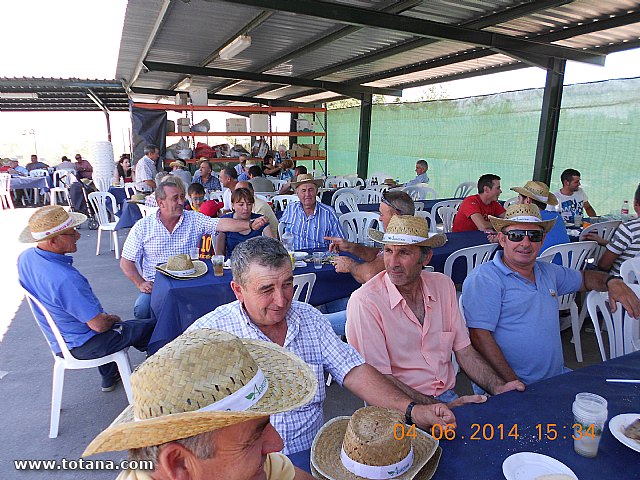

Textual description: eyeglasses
[503,229,544,243]
[381,191,402,213]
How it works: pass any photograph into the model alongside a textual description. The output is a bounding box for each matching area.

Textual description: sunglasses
[381,191,402,213]
[503,229,544,243]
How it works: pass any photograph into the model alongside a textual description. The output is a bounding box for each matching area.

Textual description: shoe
[101,373,121,392]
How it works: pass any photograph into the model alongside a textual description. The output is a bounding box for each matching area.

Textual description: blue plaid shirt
[188,300,364,454]
[280,201,344,250]
[195,174,221,191]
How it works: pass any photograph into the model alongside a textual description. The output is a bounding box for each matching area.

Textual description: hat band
[382,233,428,244]
[340,445,414,479]
[198,368,268,413]
[31,216,75,240]
[506,215,543,223]
[166,267,197,276]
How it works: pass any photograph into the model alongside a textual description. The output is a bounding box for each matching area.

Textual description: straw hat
[83,328,317,456]
[290,173,324,189]
[169,159,186,169]
[369,215,447,248]
[127,193,147,204]
[19,205,86,243]
[311,406,440,480]
[489,203,556,233]
[156,254,208,279]
[1,158,12,166]
[510,180,558,206]
[383,178,399,187]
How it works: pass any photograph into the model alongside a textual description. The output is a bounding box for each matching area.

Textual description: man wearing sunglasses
[462,204,640,388]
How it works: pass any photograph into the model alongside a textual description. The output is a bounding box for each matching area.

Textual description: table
[431,231,491,283]
[148,256,361,354]
[10,176,49,204]
[108,186,128,215]
[114,202,142,230]
[434,350,640,479]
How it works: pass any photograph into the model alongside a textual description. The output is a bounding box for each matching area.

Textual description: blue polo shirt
[462,252,582,385]
[18,248,103,353]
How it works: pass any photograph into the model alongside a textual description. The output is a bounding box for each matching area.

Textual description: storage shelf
[167,131,325,137]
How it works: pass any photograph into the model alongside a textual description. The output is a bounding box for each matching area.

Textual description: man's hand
[411,403,456,428]
[486,232,499,244]
[138,281,154,294]
[608,278,640,318]
[447,394,487,409]
[333,256,356,274]
[494,379,526,395]
[583,233,607,246]
[325,236,353,253]
[252,216,269,230]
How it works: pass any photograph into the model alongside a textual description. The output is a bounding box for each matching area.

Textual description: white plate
[502,452,578,480]
[292,251,309,260]
[609,413,640,453]
[223,259,231,269]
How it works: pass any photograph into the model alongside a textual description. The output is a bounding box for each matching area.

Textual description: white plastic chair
[26,168,48,204]
[586,284,640,360]
[137,205,159,218]
[88,192,120,259]
[292,273,316,304]
[269,178,287,191]
[538,241,598,362]
[413,202,424,212]
[444,243,498,284]
[29,168,48,177]
[330,188,360,208]
[620,257,640,284]
[49,170,76,206]
[94,177,112,192]
[23,289,133,438]
[579,220,621,262]
[415,211,437,233]
[333,192,359,214]
[208,190,224,202]
[0,173,14,209]
[437,206,457,233]
[432,199,463,214]
[272,194,299,211]
[453,181,475,198]
[502,196,519,209]
[403,185,437,201]
[357,189,382,205]
[368,184,391,193]
[339,212,382,243]
[124,184,137,199]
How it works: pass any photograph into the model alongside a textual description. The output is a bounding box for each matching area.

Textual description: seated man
[74,153,93,180]
[585,183,640,275]
[26,154,49,172]
[452,173,505,232]
[18,206,155,392]
[5,158,28,175]
[347,215,524,404]
[280,174,344,250]
[236,181,279,238]
[235,154,248,179]
[327,190,415,283]
[55,156,76,172]
[463,204,640,386]
[169,159,192,188]
[83,329,316,480]
[188,237,456,472]
[405,159,430,186]
[510,180,569,254]
[249,164,276,192]
[194,159,221,192]
[120,179,268,319]
[278,165,307,194]
[220,166,239,214]
[549,168,596,222]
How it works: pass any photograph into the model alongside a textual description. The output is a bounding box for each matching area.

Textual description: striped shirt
[606,218,640,275]
[135,155,157,193]
[121,210,219,281]
[280,201,344,250]
[188,300,364,454]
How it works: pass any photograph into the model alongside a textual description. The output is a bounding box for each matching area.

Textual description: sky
[1,0,640,161]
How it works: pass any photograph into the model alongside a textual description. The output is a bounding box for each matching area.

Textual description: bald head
[235,181,253,192]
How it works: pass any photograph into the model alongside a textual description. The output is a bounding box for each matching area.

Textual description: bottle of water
[281,226,294,252]
[621,200,629,215]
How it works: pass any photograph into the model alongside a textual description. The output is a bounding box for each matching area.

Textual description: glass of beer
[212,255,225,277]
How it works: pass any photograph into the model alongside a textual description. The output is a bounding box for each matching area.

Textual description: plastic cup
[313,252,323,270]
[574,214,583,227]
[572,392,607,458]
[212,255,225,277]
[190,247,199,260]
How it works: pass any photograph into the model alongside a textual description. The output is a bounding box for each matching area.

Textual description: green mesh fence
[327,77,640,216]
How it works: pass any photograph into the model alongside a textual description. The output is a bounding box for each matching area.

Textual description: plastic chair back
[403,185,437,201]
[432,199,463,214]
[437,206,457,233]
[88,191,117,226]
[415,211,437,233]
[330,188,360,207]
[269,178,287,191]
[334,192,359,214]
[29,168,48,177]
[292,273,316,304]
[453,181,474,198]
[503,196,519,209]
[272,194,299,211]
[124,184,137,199]
[444,243,498,281]
[340,212,382,243]
[358,189,382,204]
[579,220,622,262]
[620,257,640,284]
[0,173,14,209]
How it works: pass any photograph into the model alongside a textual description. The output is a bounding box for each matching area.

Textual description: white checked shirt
[280,201,345,250]
[188,300,364,454]
[121,210,219,281]
[135,155,157,193]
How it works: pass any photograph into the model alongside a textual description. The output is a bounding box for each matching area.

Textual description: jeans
[435,389,459,403]
[287,448,311,473]
[319,297,349,336]
[70,318,156,381]
[134,293,152,319]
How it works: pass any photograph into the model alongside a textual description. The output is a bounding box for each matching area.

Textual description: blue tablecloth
[114,202,142,230]
[434,350,640,479]
[9,176,48,190]
[431,231,491,283]
[148,256,361,354]
[108,186,128,215]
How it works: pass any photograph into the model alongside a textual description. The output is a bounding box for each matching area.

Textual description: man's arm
[143,179,156,190]
[468,328,521,383]
[582,270,640,317]
[326,236,379,261]
[469,213,494,231]
[584,201,596,217]
[216,216,269,233]
[120,257,153,294]
[293,467,314,480]
[333,255,384,284]
[597,250,619,272]
[454,344,525,394]
[86,313,118,333]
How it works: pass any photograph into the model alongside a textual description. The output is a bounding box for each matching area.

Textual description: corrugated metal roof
[117,0,640,105]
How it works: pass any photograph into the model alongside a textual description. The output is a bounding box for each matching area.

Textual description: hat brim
[169,161,185,168]
[83,339,318,456]
[291,179,324,189]
[311,417,440,480]
[18,211,87,243]
[510,187,558,206]
[368,229,447,248]
[488,214,556,234]
[156,260,208,279]
[126,199,146,205]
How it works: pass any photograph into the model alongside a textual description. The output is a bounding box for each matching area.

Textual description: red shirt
[452,194,505,232]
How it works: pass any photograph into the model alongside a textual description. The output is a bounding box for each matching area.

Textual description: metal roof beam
[130,86,302,107]
[143,60,402,97]
[221,0,604,65]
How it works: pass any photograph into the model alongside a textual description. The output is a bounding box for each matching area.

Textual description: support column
[533,57,566,185]
[357,93,372,180]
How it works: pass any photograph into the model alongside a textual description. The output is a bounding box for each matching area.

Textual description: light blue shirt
[18,248,102,353]
[280,201,344,250]
[462,252,582,385]
[405,172,430,186]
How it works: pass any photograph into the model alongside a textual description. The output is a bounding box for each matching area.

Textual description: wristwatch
[605,274,622,288]
[405,402,416,425]
[248,219,255,231]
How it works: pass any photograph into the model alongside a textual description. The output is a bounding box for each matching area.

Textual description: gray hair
[144,144,159,155]
[155,178,185,199]
[416,159,428,169]
[384,190,415,215]
[230,237,290,286]
[419,246,432,262]
[128,430,217,465]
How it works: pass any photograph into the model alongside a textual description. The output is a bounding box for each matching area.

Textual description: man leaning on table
[346,215,525,405]
[187,236,456,473]
[452,173,505,232]
[120,178,269,320]
[462,204,640,389]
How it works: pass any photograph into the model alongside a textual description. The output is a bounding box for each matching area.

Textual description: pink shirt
[346,270,470,396]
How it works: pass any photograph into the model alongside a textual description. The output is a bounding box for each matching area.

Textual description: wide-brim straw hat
[489,203,556,233]
[169,159,186,169]
[369,215,447,248]
[311,407,440,480]
[156,254,208,279]
[290,173,324,189]
[19,205,87,243]
[127,193,147,205]
[511,180,558,206]
[84,328,317,456]
[1,157,12,166]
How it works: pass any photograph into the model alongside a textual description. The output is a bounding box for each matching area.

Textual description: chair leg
[95,227,102,256]
[589,310,608,362]
[112,231,120,260]
[50,362,65,438]
[570,302,583,362]
[115,353,133,403]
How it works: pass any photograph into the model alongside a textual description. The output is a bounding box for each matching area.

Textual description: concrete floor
[0,206,606,479]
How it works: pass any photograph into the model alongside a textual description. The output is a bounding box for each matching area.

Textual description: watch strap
[405,401,416,425]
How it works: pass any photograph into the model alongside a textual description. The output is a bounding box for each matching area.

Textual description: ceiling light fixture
[0,92,39,99]
[219,35,251,60]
